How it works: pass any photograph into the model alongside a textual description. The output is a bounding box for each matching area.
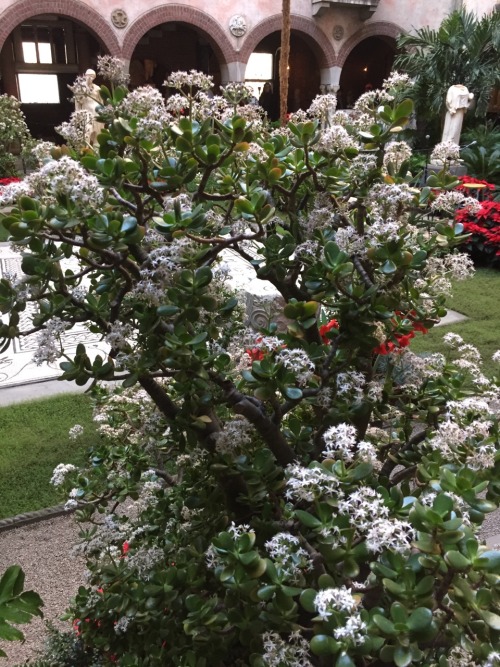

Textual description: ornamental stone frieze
[312,0,379,20]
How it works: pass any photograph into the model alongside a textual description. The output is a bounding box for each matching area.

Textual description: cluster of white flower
[483,651,500,667]
[97,55,130,86]
[134,104,172,142]
[125,546,165,580]
[105,321,136,351]
[322,423,358,461]
[68,424,84,440]
[121,87,165,119]
[214,417,254,454]
[294,240,320,262]
[264,532,313,579]
[0,179,33,207]
[427,413,494,469]
[307,93,337,126]
[367,182,415,221]
[220,82,255,105]
[338,487,389,530]
[336,371,365,404]
[382,71,414,92]
[333,614,368,644]
[354,89,394,114]
[285,463,341,502]
[29,156,105,211]
[276,348,315,386]
[334,227,365,255]
[431,190,481,215]
[165,70,214,92]
[50,463,77,487]
[430,140,461,164]
[314,586,358,618]
[383,141,412,172]
[33,317,69,365]
[114,616,132,635]
[261,630,313,667]
[56,110,93,149]
[347,153,378,182]
[446,645,480,667]
[389,349,446,391]
[300,194,335,237]
[366,518,415,553]
[317,125,361,154]
[31,140,55,166]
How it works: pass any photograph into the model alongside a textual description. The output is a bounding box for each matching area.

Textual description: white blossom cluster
[165,70,214,92]
[317,125,361,154]
[276,348,315,386]
[285,463,342,502]
[431,190,481,215]
[322,423,358,461]
[334,227,365,255]
[31,140,55,166]
[97,55,130,86]
[261,630,313,667]
[382,71,414,93]
[383,141,412,172]
[336,371,365,404]
[307,93,337,126]
[56,110,93,149]
[32,317,69,365]
[50,463,77,487]
[124,546,165,580]
[354,89,394,114]
[427,410,495,470]
[365,518,415,553]
[68,424,84,440]
[367,182,415,221]
[300,194,335,237]
[430,140,461,164]
[105,321,136,351]
[214,417,254,454]
[29,156,105,211]
[314,587,367,644]
[264,532,313,580]
[388,349,446,391]
[119,86,165,118]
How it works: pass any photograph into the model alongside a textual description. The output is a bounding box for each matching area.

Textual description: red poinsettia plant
[455,176,500,262]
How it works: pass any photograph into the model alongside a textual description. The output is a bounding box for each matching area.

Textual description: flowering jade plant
[1,62,500,666]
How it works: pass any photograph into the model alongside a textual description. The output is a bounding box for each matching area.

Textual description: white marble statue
[74,69,104,145]
[442,84,474,145]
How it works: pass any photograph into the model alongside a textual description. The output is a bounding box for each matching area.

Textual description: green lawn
[0,393,98,519]
[411,268,500,374]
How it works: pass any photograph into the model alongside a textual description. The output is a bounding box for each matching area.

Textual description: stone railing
[312,0,379,19]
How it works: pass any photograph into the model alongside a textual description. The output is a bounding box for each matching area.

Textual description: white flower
[285,463,341,502]
[430,140,461,164]
[314,586,358,619]
[51,463,77,486]
[322,423,358,461]
[317,125,360,154]
[265,532,313,579]
[214,418,254,454]
[97,55,129,86]
[68,424,84,440]
[32,317,69,365]
[276,348,315,386]
[262,630,313,667]
[365,518,415,554]
[383,141,412,172]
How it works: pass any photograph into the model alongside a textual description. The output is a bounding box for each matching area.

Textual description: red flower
[246,346,264,362]
[0,177,21,186]
[122,541,130,554]
[319,319,339,344]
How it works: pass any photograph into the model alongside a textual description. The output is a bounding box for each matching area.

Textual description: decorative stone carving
[111,8,128,29]
[332,24,344,41]
[229,14,247,37]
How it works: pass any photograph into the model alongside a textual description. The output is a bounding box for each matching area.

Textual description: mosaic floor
[0,244,107,388]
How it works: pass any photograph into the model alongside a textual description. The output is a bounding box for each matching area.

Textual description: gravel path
[0,515,85,666]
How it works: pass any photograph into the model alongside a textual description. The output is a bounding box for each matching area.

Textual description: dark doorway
[339,36,396,109]
[248,32,321,116]
[0,15,104,141]
[129,23,221,93]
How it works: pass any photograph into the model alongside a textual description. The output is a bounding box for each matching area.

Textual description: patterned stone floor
[0,243,107,388]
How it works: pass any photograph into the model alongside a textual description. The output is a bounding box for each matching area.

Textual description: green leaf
[394,645,412,667]
[373,614,396,635]
[295,510,322,529]
[299,588,317,613]
[407,607,433,632]
[336,653,356,667]
[310,635,335,656]
[444,550,470,570]
[0,567,23,603]
[480,610,500,630]
[283,387,303,400]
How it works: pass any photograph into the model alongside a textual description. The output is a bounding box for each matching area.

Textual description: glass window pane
[246,53,273,81]
[22,42,37,63]
[18,74,60,103]
[38,43,53,64]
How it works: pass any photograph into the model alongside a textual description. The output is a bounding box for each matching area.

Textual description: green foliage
[19,622,104,667]
[395,9,500,125]
[1,69,500,666]
[0,394,97,518]
[0,565,43,658]
[0,95,32,177]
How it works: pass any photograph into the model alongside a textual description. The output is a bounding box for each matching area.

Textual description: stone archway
[240,14,336,70]
[0,0,119,54]
[122,5,236,78]
[336,22,402,108]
